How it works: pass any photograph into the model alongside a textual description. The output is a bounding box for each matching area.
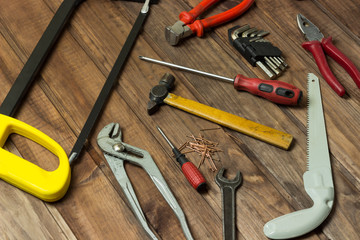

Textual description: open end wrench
[215,168,242,240]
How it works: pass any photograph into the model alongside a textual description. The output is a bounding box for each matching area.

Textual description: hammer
[148,73,293,150]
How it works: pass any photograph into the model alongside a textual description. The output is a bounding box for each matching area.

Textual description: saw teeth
[306,74,311,170]
[306,74,312,169]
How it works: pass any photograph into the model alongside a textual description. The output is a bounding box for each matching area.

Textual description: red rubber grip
[181,162,206,191]
[321,37,360,89]
[181,0,255,37]
[302,40,345,96]
[179,0,220,24]
[233,74,302,105]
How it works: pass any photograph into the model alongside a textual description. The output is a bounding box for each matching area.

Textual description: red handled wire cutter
[297,14,360,96]
[165,0,255,45]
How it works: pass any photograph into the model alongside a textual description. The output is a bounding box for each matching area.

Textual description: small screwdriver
[139,56,302,105]
[157,126,206,192]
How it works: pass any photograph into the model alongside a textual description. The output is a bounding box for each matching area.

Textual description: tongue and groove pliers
[97,123,194,240]
[165,0,255,45]
[297,14,360,97]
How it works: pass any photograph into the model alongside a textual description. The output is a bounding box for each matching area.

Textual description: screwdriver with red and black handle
[157,126,207,192]
[139,56,302,105]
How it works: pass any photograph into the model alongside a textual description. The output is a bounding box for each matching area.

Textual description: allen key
[229,25,288,79]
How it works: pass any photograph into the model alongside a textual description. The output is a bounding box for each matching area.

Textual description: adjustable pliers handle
[97,123,194,240]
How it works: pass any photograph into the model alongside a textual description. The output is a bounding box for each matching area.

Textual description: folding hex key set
[229,25,288,79]
[0,0,359,239]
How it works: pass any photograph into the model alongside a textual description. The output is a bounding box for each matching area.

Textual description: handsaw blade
[307,73,331,170]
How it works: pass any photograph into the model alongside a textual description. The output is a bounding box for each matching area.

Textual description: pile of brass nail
[177,134,222,172]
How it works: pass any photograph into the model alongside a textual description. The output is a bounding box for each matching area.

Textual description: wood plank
[0,1,220,239]
[314,0,360,39]
[0,0,358,239]
[0,9,74,239]
[0,143,75,240]
[0,1,149,239]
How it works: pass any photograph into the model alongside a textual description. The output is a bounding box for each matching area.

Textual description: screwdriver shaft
[157,126,207,192]
[140,56,302,105]
[139,56,234,83]
[156,126,175,149]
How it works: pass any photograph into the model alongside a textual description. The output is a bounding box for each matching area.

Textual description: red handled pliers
[165,0,255,45]
[297,14,360,96]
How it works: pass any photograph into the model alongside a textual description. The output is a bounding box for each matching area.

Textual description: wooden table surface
[0,0,359,239]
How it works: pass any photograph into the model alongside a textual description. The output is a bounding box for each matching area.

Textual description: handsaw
[263,73,334,239]
[0,0,85,202]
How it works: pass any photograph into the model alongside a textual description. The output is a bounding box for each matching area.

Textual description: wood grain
[0,0,359,239]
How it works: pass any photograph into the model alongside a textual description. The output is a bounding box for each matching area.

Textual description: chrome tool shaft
[139,56,234,83]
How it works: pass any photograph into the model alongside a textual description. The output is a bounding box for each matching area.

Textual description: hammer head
[147,73,175,115]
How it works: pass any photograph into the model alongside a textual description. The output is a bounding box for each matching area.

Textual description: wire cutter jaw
[165,20,193,46]
[297,14,324,42]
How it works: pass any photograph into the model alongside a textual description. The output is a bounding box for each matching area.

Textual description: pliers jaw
[97,123,126,155]
[97,123,148,166]
[165,20,193,46]
[97,122,120,139]
[297,14,324,42]
[297,14,360,96]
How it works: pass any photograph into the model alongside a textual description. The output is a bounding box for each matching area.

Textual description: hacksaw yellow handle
[164,93,293,150]
[0,114,70,202]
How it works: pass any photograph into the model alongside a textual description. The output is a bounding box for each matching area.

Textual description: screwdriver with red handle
[139,56,302,105]
[157,126,206,192]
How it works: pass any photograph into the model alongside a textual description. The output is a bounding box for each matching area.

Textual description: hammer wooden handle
[164,93,293,150]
